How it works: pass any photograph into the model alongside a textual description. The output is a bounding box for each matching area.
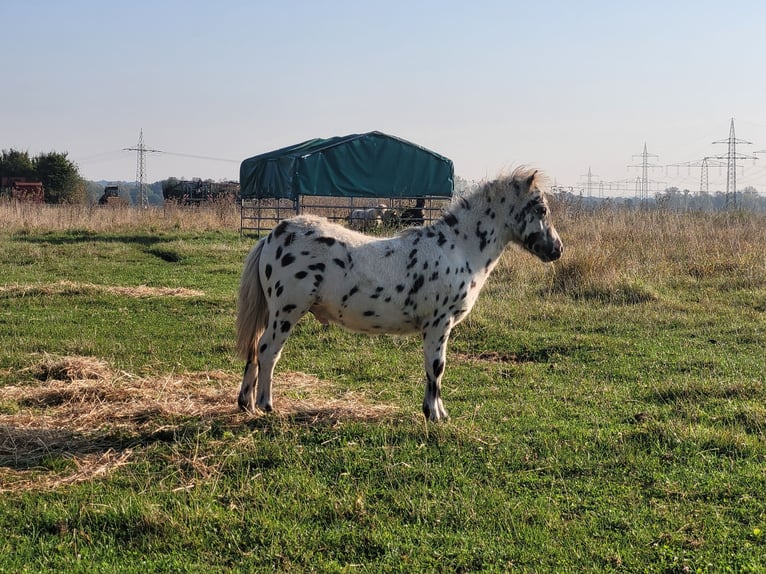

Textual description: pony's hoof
[422,405,449,422]
[238,400,255,413]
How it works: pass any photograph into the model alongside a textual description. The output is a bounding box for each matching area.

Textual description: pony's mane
[492,166,548,190]
[464,166,548,202]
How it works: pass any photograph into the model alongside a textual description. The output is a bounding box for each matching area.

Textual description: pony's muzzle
[547,238,564,262]
[527,233,563,262]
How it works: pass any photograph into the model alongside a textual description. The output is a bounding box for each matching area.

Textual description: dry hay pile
[0,355,397,491]
[0,280,205,298]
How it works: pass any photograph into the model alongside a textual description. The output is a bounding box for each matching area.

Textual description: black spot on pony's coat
[523,232,546,255]
[273,221,289,238]
[443,212,458,227]
[384,248,395,257]
[315,236,336,246]
[276,284,284,297]
[515,199,540,224]
[276,246,283,259]
[259,343,268,353]
[396,284,405,293]
[308,263,325,272]
[333,258,346,269]
[342,285,359,304]
[437,232,447,246]
[280,320,291,333]
[283,232,296,247]
[281,253,296,267]
[476,223,489,252]
[410,274,425,294]
[282,304,297,313]
[265,264,273,279]
[295,271,308,279]
[363,310,375,317]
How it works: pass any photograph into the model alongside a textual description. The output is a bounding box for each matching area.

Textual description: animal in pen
[236,167,563,421]
[348,203,389,231]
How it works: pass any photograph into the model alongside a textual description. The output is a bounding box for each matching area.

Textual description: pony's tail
[236,238,269,361]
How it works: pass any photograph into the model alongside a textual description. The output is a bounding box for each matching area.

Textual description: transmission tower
[123,129,162,208]
[628,143,661,206]
[665,156,726,195]
[712,118,757,208]
[700,157,709,195]
[578,166,601,198]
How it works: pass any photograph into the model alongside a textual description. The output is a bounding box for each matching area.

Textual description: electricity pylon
[712,118,757,208]
[124,129,162,208]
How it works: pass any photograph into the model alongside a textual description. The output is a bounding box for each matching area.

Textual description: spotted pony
[236,167,563,421]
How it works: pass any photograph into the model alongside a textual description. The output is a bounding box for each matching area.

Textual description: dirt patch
[0,280,204,298]
[0,355,398,492]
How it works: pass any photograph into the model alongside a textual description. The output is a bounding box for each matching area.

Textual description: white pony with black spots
[236,167,563,421]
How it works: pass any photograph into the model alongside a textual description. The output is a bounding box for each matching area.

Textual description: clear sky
[3,0,766,197]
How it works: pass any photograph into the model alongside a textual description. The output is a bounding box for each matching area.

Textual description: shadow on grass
[14,231,185,263]
[0,404,394,472]
[0,360,400,490]
[13,230,168,248]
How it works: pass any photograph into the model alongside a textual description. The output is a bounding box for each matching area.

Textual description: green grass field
[1,204,764,572]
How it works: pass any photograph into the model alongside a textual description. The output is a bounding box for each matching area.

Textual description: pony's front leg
[422,326,451,421]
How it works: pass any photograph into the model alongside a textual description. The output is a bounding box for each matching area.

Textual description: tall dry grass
[547,206,766,301]
[1,199,764,301]
[0,200,242,234]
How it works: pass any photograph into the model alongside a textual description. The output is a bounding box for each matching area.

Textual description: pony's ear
[525,170,538,187]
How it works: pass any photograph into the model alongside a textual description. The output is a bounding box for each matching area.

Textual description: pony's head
[498,168,563,262]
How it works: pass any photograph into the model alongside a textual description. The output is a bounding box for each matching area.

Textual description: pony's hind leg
[422,325,452,421]
[238,356,258,412]
[253,307,307,412]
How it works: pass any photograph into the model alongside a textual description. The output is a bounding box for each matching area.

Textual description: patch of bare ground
[0,355,397,492]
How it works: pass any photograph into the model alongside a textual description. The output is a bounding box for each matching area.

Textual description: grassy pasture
[0,201,765,572]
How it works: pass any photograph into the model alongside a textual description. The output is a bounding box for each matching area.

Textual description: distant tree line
[0,149,84,203]
[547,186,766,213]
[654,186,765,212]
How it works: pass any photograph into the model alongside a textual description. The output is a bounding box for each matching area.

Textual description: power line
[665,156,727,194]
[158,151,239,163]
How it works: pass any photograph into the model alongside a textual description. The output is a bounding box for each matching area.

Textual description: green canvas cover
[239,131,454,200]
